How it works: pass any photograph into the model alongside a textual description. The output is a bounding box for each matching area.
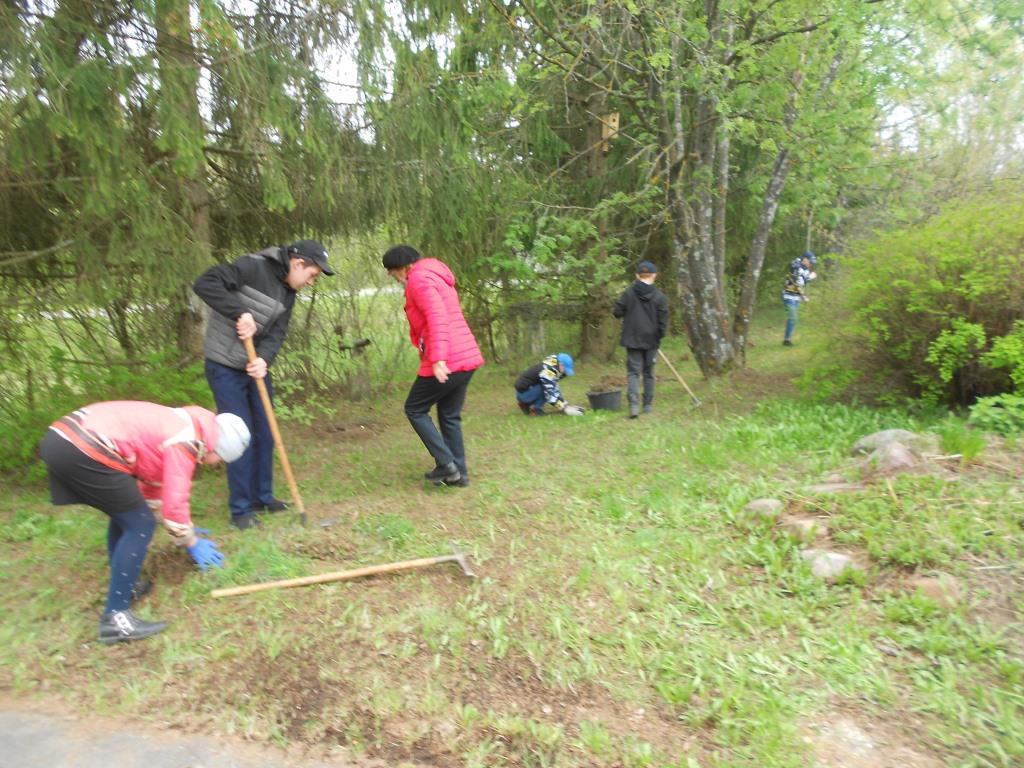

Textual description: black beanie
[382,245,421,270]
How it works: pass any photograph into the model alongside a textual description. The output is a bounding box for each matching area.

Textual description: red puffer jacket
[404,258,485,377]
[48,401,218,542]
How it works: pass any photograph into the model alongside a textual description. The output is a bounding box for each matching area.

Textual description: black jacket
[612,280,669,349]
[193,247,297,369]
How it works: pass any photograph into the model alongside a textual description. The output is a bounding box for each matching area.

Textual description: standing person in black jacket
[193,240,334,529]
[612,260,669,418]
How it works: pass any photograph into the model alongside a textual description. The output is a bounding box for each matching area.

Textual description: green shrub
[968,393,1024,436]
[0,348,212,476]
[822,185,1024,406]
[933,417,986,462]
[981,320,1024,393]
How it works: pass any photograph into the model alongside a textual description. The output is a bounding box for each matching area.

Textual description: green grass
[1,304,1022,766]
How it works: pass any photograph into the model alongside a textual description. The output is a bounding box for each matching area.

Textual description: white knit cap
[213,413,251,463]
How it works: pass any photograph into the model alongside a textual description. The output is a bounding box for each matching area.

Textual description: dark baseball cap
[636,260,657,275]
[287,240,335,276]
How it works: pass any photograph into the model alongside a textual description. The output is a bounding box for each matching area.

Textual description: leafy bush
[822,186,1024,406]
[0,349,212,477]
[968,393,1024,435]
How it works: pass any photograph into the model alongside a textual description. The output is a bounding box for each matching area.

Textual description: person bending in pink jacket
[39,401,250,644]
[383,245,485,487]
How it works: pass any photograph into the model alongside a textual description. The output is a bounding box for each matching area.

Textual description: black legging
[104,505,155,613]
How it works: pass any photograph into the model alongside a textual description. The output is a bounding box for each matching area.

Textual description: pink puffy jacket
[404,258,484,377]
[49,401,219,541]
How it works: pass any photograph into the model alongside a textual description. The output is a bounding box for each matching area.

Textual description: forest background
[2,2,1024,766]
[1,0,1023,462]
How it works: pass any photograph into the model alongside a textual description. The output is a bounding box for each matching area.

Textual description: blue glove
[187,537,225,571]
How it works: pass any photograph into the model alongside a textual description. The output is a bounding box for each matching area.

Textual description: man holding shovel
[613,260,669,418]
[194,240,334,529]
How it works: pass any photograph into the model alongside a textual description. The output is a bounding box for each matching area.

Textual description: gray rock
[779,515,828,542]
[907,573,962,609]
[801,549,862,581]
[864,441,918,475]
[743,498,784,521]
[851,429,921,455]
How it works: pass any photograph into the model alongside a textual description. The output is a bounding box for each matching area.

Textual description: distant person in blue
[782,251,817,347]
[513,353,584,416]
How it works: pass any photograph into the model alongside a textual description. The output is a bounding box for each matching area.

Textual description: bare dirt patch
[803,711,945,768]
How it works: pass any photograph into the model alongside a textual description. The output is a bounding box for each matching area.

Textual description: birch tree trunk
[732,52,843,360]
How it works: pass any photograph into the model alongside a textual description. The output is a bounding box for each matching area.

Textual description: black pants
[39,430,155,613]
[403,369,475,476]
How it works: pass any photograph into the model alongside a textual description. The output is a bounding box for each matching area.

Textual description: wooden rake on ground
[210,543,476,598]
[658,348,703,407]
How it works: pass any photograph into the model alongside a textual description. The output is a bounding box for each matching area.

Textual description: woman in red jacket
[383,245,484,487]
[39,401,250,644]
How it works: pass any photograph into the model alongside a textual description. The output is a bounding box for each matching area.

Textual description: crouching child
[513,353,584,416]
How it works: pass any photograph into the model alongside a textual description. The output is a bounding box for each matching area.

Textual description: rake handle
[657,348,701,405]
[211,555,459,598]
[243,337,307,525]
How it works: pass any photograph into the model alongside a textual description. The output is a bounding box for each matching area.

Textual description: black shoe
[425,462,461,486]
[255,498,289,513]
[98,609,167,645]
[131,578,153,603]
[782,340,794,347]
[231,513,262,530]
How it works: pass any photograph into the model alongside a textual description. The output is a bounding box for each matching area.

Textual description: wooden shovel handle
[211,555,456,598]
[242,337,306,523]
[657,348,701,404]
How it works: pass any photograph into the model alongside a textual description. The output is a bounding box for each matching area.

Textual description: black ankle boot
[424,462,461,485]
[98,609,168,644]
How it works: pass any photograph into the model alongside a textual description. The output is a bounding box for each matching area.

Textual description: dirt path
[0,699,387,768]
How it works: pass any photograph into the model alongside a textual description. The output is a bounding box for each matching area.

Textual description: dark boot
[255,499,289,513]
[517,402,531,415]
[98,609,167,645]
[231,513,262,530]
[424,461,461,486]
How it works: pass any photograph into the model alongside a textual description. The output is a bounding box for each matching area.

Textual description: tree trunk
[713,16,734,292]
[155,0,210,360]
[713,131,730,291]
[579,96,613,361]
[733,148,791,361]
[662,2,736,377]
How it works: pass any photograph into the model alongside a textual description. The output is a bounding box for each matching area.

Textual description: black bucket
[587,389,622,411]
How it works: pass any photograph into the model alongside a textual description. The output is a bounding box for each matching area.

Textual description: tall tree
[0,0,368,362]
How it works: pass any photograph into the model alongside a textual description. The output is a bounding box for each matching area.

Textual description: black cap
[287,240,334,276]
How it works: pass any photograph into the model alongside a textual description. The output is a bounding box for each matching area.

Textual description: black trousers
[403,369,475,476]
